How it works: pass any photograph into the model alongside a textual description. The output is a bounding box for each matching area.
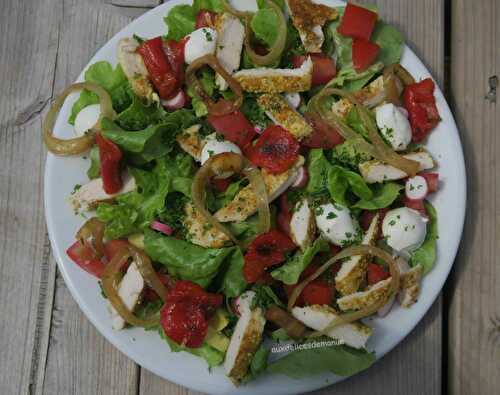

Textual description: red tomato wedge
[195,10,217,29]
[367,263,390,285]
[95,133,123,194]
[66,241,106,278]
[403,196,427,218]
[303,112,345,149]
[301,280,334,306]
[337,3,378,40]
[420,172,439,193]
[207,110,256,149]
[104,239,130,262]
[245,125,300,174]
[352,38,380,72]
[292,54,337,86]
[403,78,440,142]
[243,230,296,283]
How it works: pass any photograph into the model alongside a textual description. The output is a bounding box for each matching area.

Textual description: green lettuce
[69,61,131,124]
[327,62,384,92]
[328,165,373,207]
[158,327,224,368]
[86,146,101,179]
[219,247,248,298]
[410,202,438,273]
[144,229,234,288]
[305,149,332,196]
[116,94,167,131]
[193,0,225,12]
[251,8,280,47]
[330,139,371,169]
[371,21,404,66]
[241,94,271,129]
[267,340,376,378]
[271,238,329,284]
[102,109,196,162]
[164,5,197,41]
[353,182,403,210]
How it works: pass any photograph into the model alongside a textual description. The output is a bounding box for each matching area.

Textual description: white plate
[44,1,466,394]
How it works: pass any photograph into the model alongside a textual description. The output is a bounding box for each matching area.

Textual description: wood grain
[448,0,500,394]
[0,0,59,393]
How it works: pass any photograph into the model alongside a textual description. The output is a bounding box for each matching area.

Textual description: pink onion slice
[151,220,174,236]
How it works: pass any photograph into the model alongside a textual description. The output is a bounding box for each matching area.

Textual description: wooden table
[0,0,498,394]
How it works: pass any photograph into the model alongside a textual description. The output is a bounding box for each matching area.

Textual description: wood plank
[448,0,500,394]
[0,0,60,393]
[139,1,445,394]
[40,1,144,394]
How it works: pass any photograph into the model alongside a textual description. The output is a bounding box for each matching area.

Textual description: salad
[43,0,441,385]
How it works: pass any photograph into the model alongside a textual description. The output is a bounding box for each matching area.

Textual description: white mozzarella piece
[200,134,242,179]
[315,203,360,247]
[375,103,412,151]
[382,207,427,253]
[74,104,101,136]
[405,175,429,200]
[283,92,301,109]
[184,28,217,64]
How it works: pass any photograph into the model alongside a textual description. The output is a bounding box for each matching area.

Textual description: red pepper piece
[95,133,123,194]
[367,262,390,285]
[352,38,380,72]
[66,240,106,278]
[207,110,256,149]
[292,54,337,86]
[303,112,345,149]
[245,125,300,174]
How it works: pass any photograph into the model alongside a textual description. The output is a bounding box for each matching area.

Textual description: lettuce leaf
[193,0,225,12]
[327,62,384,92]
[271,238,329,284]
[327,165,373,207]
[410,201,438,273]
[251,8,280,47]
[116,94,167,131]
[267,340,376,378]
[352,182,403,210]
[144,229,234,288]
[305,149,332,196]
[69,62,131,124]
[371,21,404,66]
[219,247,248,297]
[86,146,101,179]
[164,5,197,41]
[158,326,224,367]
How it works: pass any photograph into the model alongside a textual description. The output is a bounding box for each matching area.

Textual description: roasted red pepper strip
[337,3,378,40]
[367,263,390,286]
[160,280,222,348]
[403,78,441,142]
[95,133,123,194]
[137,37,178,100]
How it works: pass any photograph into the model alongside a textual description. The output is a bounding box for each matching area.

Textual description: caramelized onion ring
[243,1,287,66]
[191,152,270,247]
[186,55,243,116]
[288,245,400,331]
[43,82,113,155]
[76,217,106,259]
[102,244,167,327]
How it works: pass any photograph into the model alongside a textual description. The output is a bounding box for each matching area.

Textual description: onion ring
[287,245,400,332]
[191,152,270,247]
[185,55,243,116]
[75,217,106,259]
[43,82,113,155]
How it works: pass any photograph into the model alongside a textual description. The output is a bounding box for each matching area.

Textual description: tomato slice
[337,3,378,40]
[367,263,390,286]
[104,239,130,262]
[207,110,256,149]
[420,172,439,193]
[96,133,123,194]
[66,241,106,278]
[301,280,334,306]
[403,78,440,142]
[245,125,300,174]
[352,38,380,72]
[291,54,337,86]
[195,10,217,29]
[303,112,345,149]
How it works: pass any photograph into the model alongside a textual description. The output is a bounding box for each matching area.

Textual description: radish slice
[405,175,428,200]
[420,172,439,193]
[161,90,187,111]
[151,220,174,236]
[291,166,308,189]
[254,125,263,134]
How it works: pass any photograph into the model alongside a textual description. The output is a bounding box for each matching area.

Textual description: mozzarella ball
[284,92,301,109]
[184,28,217,64]
[405,175,428,200]
[74,104,101,136]
[315,202,360,246]
[375,103,412,151]
[382,207,427,253]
